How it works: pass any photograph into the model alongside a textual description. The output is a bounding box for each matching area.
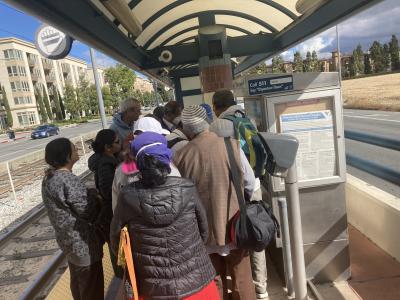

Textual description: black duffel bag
[224,138,279,252]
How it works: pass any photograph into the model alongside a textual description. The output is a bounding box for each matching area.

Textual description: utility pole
[89,48,107,129]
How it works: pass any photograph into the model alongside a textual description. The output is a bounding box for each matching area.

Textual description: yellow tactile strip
[46,244,115,300]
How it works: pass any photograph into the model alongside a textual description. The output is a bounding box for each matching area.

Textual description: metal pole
[6,161,17,201]
[89,48,107,129]
[278,197,295,298]
[80,135,87,160]
[336,25,342,86]
[285,162,308,300]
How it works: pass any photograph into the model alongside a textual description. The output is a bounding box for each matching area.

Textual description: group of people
[42,89,269,300]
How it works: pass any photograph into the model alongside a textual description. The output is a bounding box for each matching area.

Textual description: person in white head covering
[133,116,170,136]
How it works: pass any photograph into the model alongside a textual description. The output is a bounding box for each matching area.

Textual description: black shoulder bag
[224,137,279,252]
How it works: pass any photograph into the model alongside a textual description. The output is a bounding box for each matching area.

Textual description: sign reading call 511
[248,75,293,96]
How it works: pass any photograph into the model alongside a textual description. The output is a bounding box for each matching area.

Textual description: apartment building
[134,77,154,94]
[0,37,105,129]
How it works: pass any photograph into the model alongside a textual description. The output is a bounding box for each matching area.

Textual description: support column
[198,25,233,107]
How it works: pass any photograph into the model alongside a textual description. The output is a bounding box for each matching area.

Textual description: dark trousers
[68,260,104,300]
[210,249,256,300]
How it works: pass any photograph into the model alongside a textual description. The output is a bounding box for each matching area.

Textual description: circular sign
[35,24,73,59]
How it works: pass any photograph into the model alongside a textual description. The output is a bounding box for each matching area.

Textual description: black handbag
[224,137,280,252]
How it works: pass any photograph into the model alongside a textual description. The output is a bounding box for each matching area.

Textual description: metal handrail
[345,130,400,185]
[344,130,400,151]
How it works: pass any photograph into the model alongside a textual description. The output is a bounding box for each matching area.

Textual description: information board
[266,89,346,190]
[280,110,336,181]
[248,75,293,96]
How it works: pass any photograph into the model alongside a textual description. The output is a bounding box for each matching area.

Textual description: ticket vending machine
[234,72,350,283]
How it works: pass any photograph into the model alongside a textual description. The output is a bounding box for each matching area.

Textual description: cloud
[270,0,400,62]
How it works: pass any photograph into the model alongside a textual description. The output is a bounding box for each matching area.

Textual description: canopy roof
[5,0,383,83]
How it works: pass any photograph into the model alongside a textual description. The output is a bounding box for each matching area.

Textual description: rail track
[0,170,94,300]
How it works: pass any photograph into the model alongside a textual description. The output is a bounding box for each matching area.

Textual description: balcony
[45,74,56,83]
[61,64,70,73]
[27,57,36,67]
[42,60,53,70]
[30,73,40,82]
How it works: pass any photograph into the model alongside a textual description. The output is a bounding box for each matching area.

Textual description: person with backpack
[210,89,269,300]
[166,121,189,154]
[174,105,256,300]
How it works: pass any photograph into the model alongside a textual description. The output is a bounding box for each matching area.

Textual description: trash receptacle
[7,129,15,140]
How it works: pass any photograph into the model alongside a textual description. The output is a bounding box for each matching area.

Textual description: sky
[0,0,399,67]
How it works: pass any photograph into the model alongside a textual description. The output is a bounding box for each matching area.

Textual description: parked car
[31,124,59,139]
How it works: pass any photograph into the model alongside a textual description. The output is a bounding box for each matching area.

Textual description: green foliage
[87,84,98,115]
[311,50,320,72]
[389,34,400,70]
[76,75,90,113]
[271,55,286,73]
[1,86,13,127]
[35,88,48,123]
[369,41,385,73]
[383,43,391,70]
[304,51,312,72]
[52,87,63,120]
[101,86,115,113]
[104,63,136,104]
[351,44,364,76]
[293,51,304,72]
[364,53,372,74]
[63,84,81,119]
[247,62,269,75]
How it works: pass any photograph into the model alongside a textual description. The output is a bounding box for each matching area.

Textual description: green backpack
[224,112,267,177]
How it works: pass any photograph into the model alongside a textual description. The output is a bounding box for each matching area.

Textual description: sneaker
[256,290,269,299]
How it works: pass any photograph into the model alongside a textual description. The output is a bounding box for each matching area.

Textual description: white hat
[133,117,170,135]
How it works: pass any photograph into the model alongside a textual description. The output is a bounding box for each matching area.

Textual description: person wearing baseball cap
[174,105,256,300]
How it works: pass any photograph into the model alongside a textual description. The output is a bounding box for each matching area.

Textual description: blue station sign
[248,75,293,95]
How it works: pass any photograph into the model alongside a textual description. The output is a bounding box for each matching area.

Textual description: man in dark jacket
[160,101,182,132]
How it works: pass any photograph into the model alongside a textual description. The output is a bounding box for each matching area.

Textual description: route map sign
[248,75,293,95]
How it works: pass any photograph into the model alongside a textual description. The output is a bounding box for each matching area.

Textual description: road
[344,109,400,197]
[0,120,109,162]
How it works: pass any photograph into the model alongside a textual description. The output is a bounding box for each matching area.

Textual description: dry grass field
[342,72,400,111]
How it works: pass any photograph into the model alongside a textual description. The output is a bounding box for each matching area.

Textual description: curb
[0,136,27,144]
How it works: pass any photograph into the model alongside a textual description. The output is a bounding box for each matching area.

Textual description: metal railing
[345,130,400,185]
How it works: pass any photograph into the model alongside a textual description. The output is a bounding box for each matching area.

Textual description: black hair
[45,137,73,170]
[91,129,116,154]
[164,101,181,116]
[212,89,237,109]
[153,106,165,121]
[138,154,170,188]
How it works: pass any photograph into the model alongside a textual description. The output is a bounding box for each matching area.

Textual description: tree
[247,62,269,75]
[101,86,114,114]
[369,41,384,73]
[383,43,391,70]
[87,84,98,115]
[58,90,66,119]
[293,51,303,72]
[271,55,286,73]
[35,88,48,123]
[349,56,357,77]
[1,86,13,127]
[311,50,320,72]
[104,64,136,104]
[304,51,312,72]
[63,84,81,119]
[76,76,90,114]
[364,53,372,74]
[352,44,364,75]
[51,87,63,120]
[389,34,400,70]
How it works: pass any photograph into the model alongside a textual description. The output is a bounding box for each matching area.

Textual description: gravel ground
[0,152,92,232]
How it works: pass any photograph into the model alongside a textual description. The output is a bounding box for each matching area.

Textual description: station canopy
[6,0,383,83]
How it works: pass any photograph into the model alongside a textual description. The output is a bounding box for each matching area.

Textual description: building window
[17,111,36,126]
[10,81,30,92]
[14,96,32,105]
[3,49,23,60]
[7,66,27,77]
